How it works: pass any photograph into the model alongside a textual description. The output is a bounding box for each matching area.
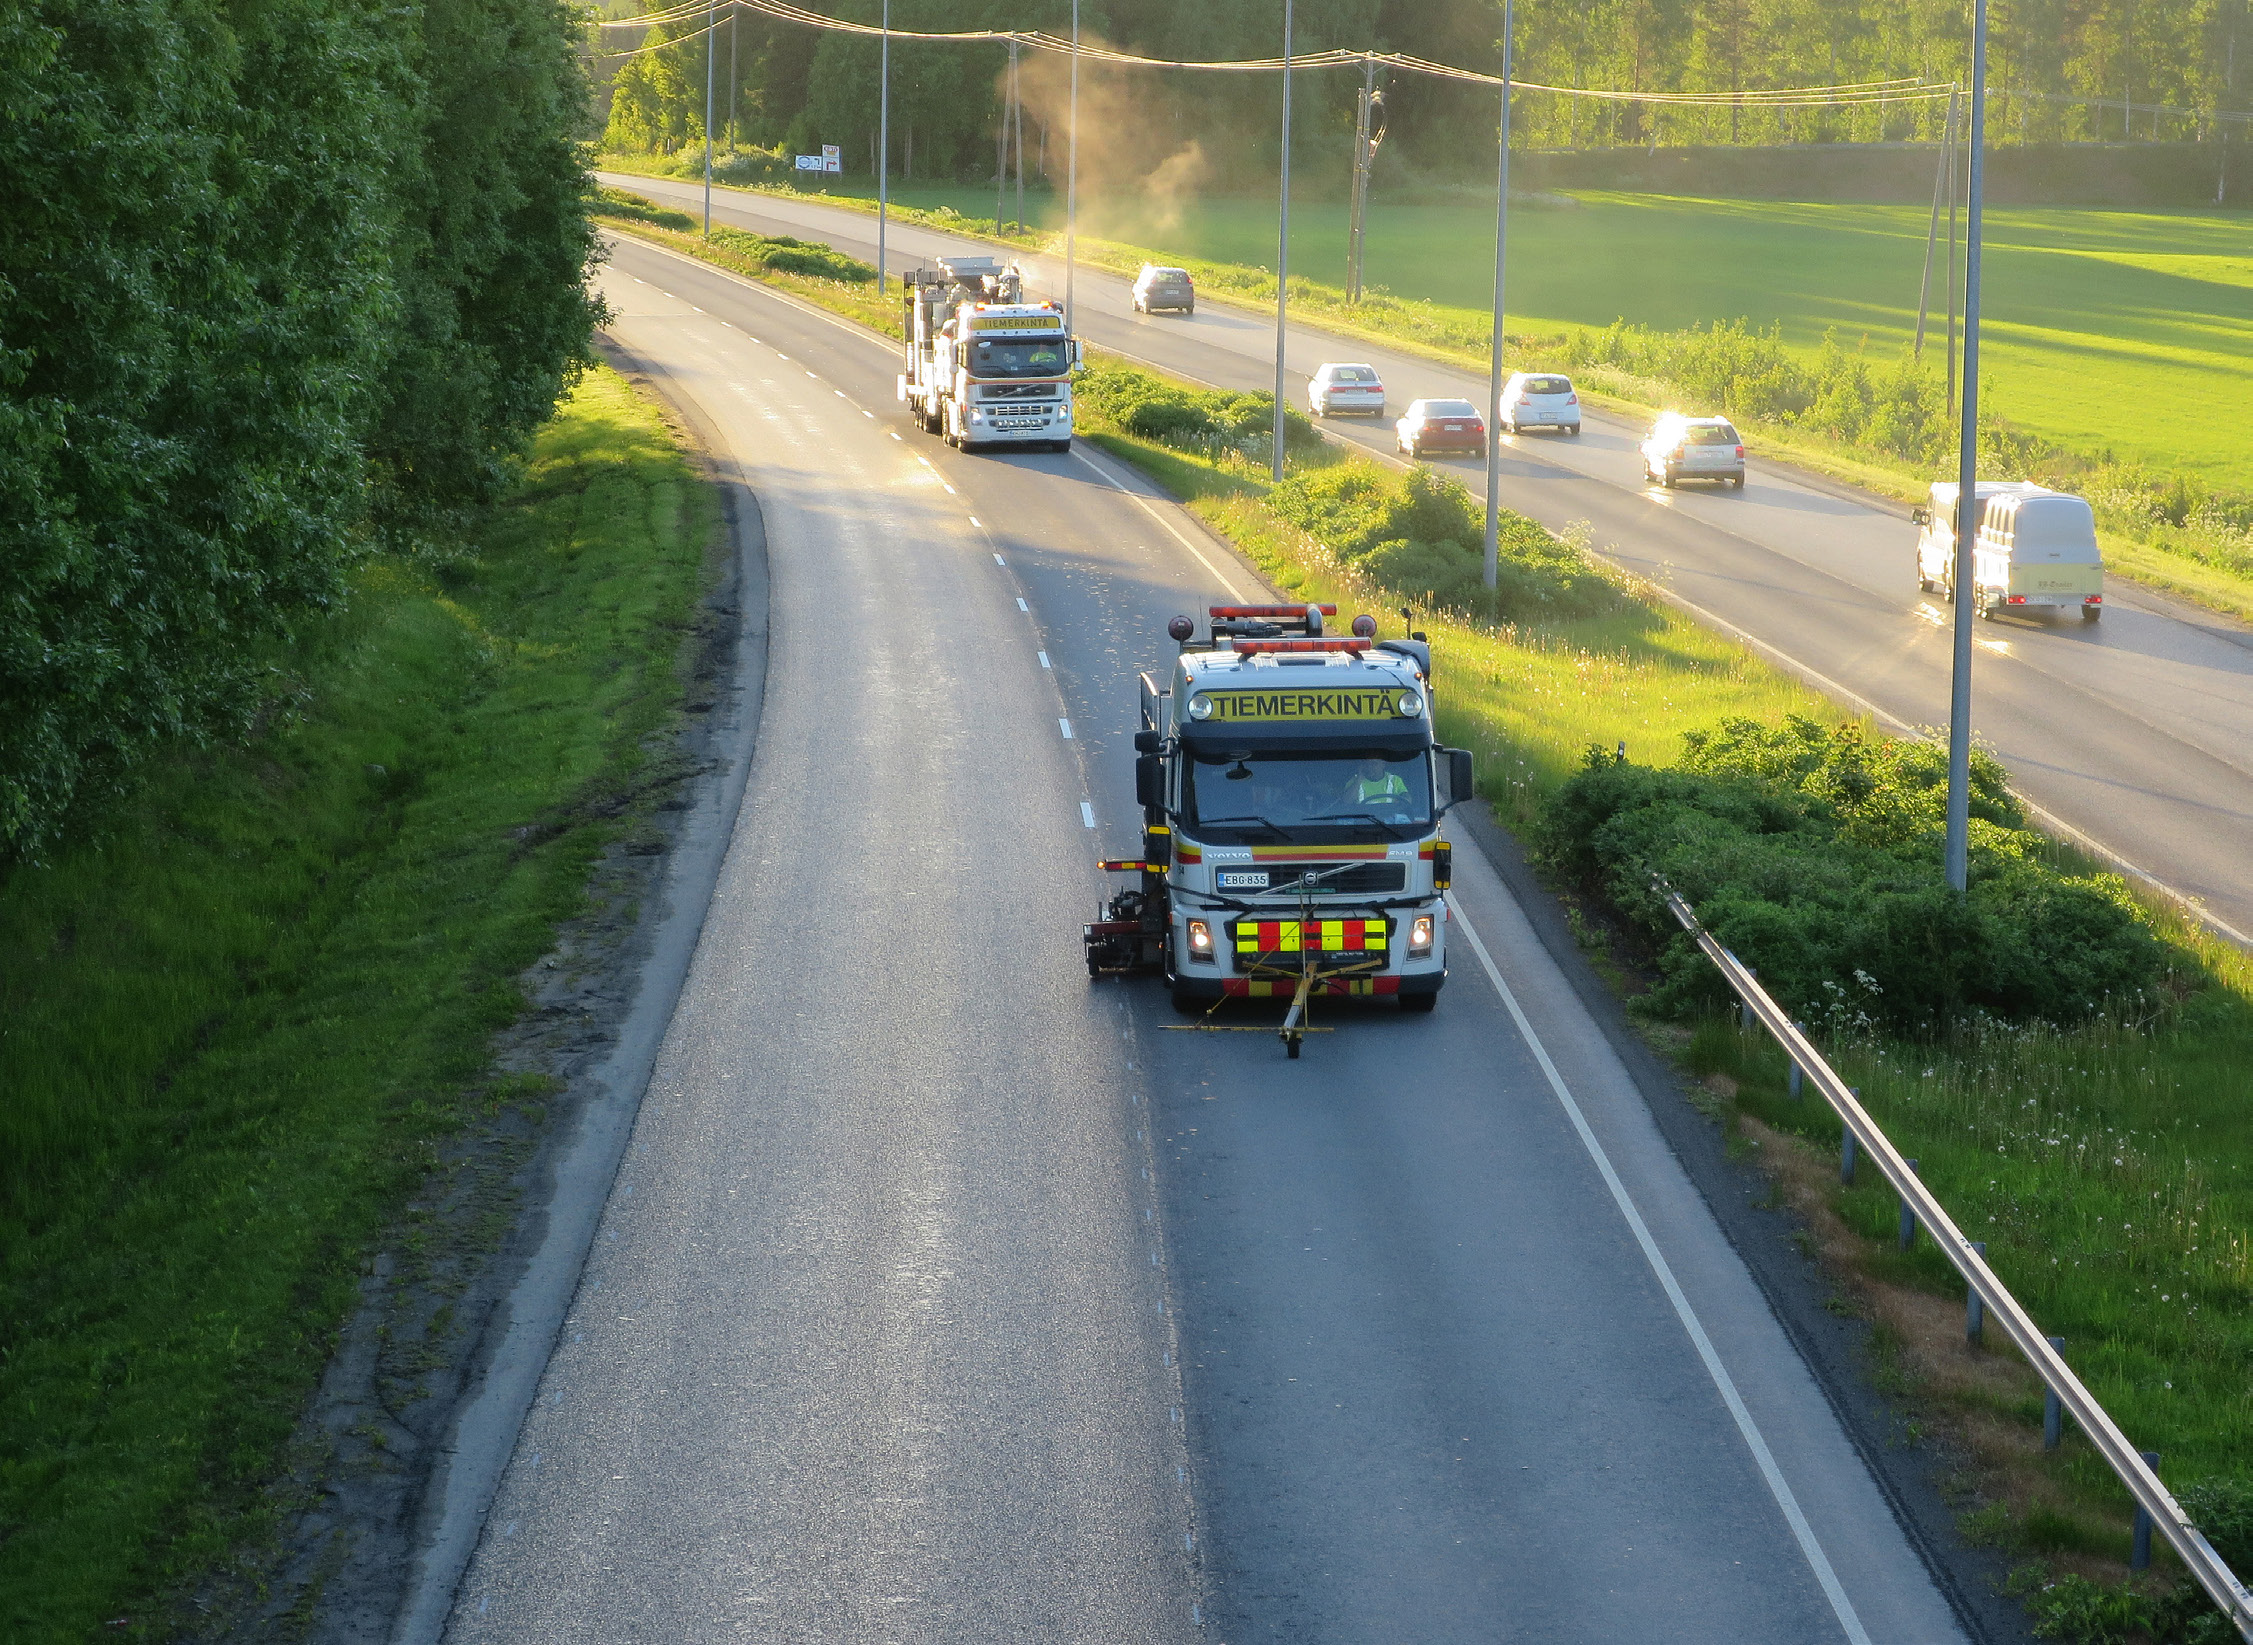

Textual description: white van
[1914,481,2104,622]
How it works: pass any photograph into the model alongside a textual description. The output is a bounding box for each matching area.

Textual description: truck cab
[1087,605,1474,1021]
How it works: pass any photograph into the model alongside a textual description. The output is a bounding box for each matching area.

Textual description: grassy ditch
[594,166,2253,625]
[583,214,2253,1633]
[0,364,716,1638]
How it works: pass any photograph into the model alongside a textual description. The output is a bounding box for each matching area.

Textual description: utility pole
[1483,0,1514,590]
[728,3,738,153]
[1066,0,1080,330]
[1945,0,1989,894]
[996,42,1009,230]
[1913,87,1956,362]
[1272,0,1294,483]
[1014,46,1025,233]
[1946,88,1960,414]
[1347,59,1374,302]
[877,0,889,295]
[701,0,715,234]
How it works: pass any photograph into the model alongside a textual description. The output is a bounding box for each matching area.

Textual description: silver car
[1640,414,1745,488]
[1308,362,1386,418]
[1500,371,1581,435]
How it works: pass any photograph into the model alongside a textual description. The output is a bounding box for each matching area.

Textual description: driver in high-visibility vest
[1347,757,1410,809]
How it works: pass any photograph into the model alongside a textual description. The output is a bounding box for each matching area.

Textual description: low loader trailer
[1084,603,1475,1056]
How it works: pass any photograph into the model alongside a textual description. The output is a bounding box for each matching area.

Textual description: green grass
[1692,968,2253,1559]
[0,364,716,1637]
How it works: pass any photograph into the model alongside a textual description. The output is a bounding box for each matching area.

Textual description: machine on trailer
[1084,603,1474,1056]
[896,255,1080,453]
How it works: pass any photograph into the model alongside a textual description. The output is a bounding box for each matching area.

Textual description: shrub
[591,185,696,231]
[1269,463,1622,623]
[1532,717,2168,1034]
[1075,359,1320,454]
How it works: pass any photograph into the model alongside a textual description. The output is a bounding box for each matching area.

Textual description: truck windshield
[1185,750,1432,841]
[968,336,1069,378]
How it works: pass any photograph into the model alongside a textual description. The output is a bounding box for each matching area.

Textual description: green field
[775,175,2253,487]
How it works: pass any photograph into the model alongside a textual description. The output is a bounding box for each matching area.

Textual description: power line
[593,0,1961,107]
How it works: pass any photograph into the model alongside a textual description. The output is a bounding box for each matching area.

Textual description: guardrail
[1658,879,2253,1641]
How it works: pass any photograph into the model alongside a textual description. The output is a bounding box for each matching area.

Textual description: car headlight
[1187,693,1214,720]
[1187,918,1214,961]
[1396,690,1423,717]
[1410,914,1435,955]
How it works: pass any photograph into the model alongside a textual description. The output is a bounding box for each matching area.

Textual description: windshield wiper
[1298,812,1420,839]
[1196,814,1291,840]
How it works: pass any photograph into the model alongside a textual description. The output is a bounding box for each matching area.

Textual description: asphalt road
[437,234,1973,1641]
[602,172,2253,944]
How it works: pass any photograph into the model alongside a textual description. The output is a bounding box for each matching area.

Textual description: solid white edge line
[1069,447,1250,602]
[1447,896,1874,1645]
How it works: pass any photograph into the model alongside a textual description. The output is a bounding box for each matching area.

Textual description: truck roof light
[1167,615,1195,641]
[1231,638,1371,654]
[1210,604,1337,618]
[1351,614,1377,637]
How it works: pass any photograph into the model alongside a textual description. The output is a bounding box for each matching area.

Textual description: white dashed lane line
[1060,719,1074,739]
[970,517,983,528]
[1016,598,1029,612]
[1081,802,1096,828]
[1038,651,1051,669]
[993,553,1006,566]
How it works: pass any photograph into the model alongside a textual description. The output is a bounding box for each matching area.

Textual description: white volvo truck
[1083,603,1475,1056]
[898,256,1080,453]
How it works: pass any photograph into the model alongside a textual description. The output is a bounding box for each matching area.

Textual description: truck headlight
[1186,693,1214,720]
[1396,690,1424,717]
[1409,915,1434,956]
[1187,919,1214,961]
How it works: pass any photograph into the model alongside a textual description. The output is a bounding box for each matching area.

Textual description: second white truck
[1915,480,2105,622]
[898,256,1080,453]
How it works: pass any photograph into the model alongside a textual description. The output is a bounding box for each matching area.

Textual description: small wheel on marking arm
[1286,1035,1302,1060]
[1401,991,1438,1014]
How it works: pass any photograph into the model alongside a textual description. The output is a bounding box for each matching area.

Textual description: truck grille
[1213,862,1406,894]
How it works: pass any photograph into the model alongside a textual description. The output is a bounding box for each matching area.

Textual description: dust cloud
[1007,46,1222,238]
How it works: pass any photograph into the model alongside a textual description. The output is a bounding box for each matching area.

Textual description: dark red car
[1396,398,1488,459]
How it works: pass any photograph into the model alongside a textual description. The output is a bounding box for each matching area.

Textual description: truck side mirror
[1443,748,1474,811]
[1135,754,1165,812]
[1911,505,1930,526]
[1133,729,1161,753]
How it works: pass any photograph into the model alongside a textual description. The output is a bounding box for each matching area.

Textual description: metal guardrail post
[2135,1452,2161,1570]
[1841,1125,1856,1185]
[1788,1023,1804,1100]
[1898,1159,1920,1250]
[1967,1242,1986,1346]
[2045,1337,2066,1450]
[1653,876,2253,1640]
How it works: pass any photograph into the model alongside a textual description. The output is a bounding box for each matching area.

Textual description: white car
[1640,414,1745,488]
[1500,371,1581,435]
[1307,362,1386,418]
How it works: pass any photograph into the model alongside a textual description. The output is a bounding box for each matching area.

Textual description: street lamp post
[877,0,890,295]
[1944,0,1989,891]
[1066,0,1080,328]
[1271,0,1293,483]
[1482,0,1514,589]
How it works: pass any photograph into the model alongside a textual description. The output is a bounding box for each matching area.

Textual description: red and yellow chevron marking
[1176,843,1202,864]
[1223,976,1401,997]
[1233,918,1388,956]
[1418,841,1438,860]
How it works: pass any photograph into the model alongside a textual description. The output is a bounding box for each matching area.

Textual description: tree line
[597,0,2249,176]
[1,0,601,859]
